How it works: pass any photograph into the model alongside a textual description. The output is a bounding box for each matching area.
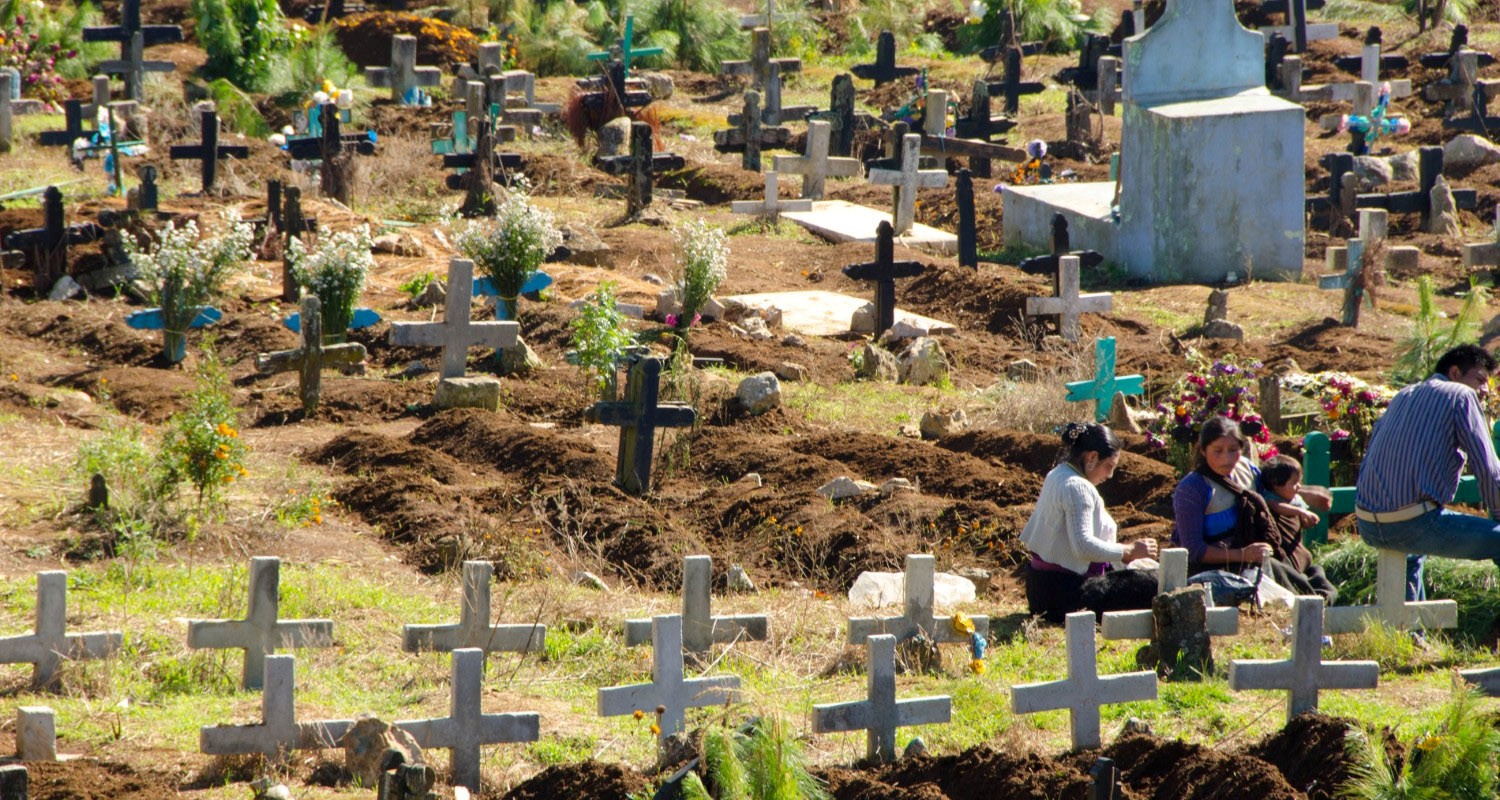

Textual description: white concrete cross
[402,561,546,658]
[1024,255,1114,342]
[396,648,539,793]
[199,654,353,757]
[1353,40,1412,101]
[388,259,519,380]
[869,133,948,235]
[1100,548,1239,641]
[1010,611,1158,749]
[0,571,121,688]
[772,120,861,201]
[731,171,812,222]
[1322,548,1457,634]
[498,69,561,113]
[597,615,741,746]
[81,74,136,127]
[812,634,951,763]
[624,556,769,654]
[847,554,990,648]
[1229,596,1379,722]
[186,557,335,690]
[365,34,443,105]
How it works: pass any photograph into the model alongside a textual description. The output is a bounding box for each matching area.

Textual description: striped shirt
[1355,375,1500,515]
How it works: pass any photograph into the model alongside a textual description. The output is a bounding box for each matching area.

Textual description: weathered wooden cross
[1229,596,1378,722]
[1100,548,1239,640]
[586,16,664,81]
[2,186,103,291]
[199,655,353,757]
[988,46,1046,116]
[847,554,990,648]
[596,121,685,217]
[1010,611,1158,749]
[396,648,539,793]
[918,89,1026,173]
[842,221,925,338]
[1257,0,1336,52]
[1423,42,1500,121]
[255,295,367,416]
[366,35,443,105]
[402,560,547,658]
[714,91,793,169]
[851,31,919,86]
[388,259,520,380]
[1322,548,1457,634]
[169,109,249,194]
[812,634,952,763]
[186,557,335,690]
[1025,255,1113,342]
[625,556,768,653]
[870,133,948,235]
[952,80,1018,178]
[0,571,121,689]
[83,0,181,100]
[37,100,90,147]
[1065,337,1144,423]
[585,355,696,496]
[739,0,780,29]
[723,27,801,94]
[597,615,741,746]
[444,119,525,217]
[731,170,812,222]
[1318,208,1390,326]
[772,120,860,201]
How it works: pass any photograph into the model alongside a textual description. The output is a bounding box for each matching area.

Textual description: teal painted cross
[1065,337,1144,422]
[431,111,472,173]
[1318,208,1385,327]
[587,17,664,80]
[283,307,381,334]
[126,305,223,363]
[473,271,554,320]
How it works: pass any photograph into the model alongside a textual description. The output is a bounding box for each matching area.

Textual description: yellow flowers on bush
[156,345,249,507]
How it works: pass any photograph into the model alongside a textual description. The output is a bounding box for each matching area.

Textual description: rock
[640,72,674,100]
[1203,288,1229,324]
[339,714,424,789]
[1387,246,1421,274]
[855,342,899,381]
[412,279,446,308]
[1201,319,1244,341]
[48,275,83,301]
[1444,133,1500,170]
[434,376,502,411]
[878,478,915,496]
[919,408,968,440]
[904,738,928,758]
[394,234,425,257]
[701,296,725,322]
[880,318,929,342]
[1006,359,1040,382]
[597,117,633,158]
[898,337,949,386]
[759,306,783,329]
[898,423,921,438]
[726,565,756,593]
[957,566,992,595]
[498,339,542,376]
[736,372,782,415]
[774,361,808,382]
[572,570,610,591]
[655,286,682,320]
[553,223,611,266]
[1389,149,1419,182]
[850,302,875,333]
[642,273,666,286]
[399,360,431,379]
[1152,586,1213,678]
[1350,155,1393,190]
[251,779,291,800]
[740,316,773,341]
[1107,391,1143,434]
[1425,175,1462,238]
[740,472,763,487]
[719,297,748,322]
[781,333,806,348]
[371,233,401,254]
[1121,717,1153,736]
[817,476,876,499]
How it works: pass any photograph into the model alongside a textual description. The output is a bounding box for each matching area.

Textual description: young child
[1257,455,1322,533]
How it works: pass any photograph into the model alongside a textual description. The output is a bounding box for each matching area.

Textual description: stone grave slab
[1229,596,1378,721]
[812,634,951,763]
[1011,611,1157,749]
[200,655,353,757]
[624,556,767,653]
[396,649,538,792]
[782,201,957,255]
[720,290,955,338]
[186,557,335,690]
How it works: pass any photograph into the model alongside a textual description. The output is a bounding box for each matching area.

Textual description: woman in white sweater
[1020,422,1157,622]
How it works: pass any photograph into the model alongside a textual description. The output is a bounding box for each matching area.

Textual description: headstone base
[17,706,56,761]
[434,376,502,411]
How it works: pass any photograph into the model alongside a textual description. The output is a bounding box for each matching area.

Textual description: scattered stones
[1108,391,1143,434]
[736,316,774,341]
[726,565,756,593]
[640,72,674,100]
[554,224,611,266]
[903,738,928,758]
[252,778,292,800]
[850,302,875,333]
[655,286,682,320]
[1425,176,1462,237]
[1007,359,1040,382]
[412,280,446,308]
[434,376,502,411]
[1121,717,1153,736]
[339,714,423,789]
[17,706,56,761]
[498,340,543,376]
[736,372,782,415]
[597,117,632,159]
[781,333,806,348]
[372,233,425,257]
[1202,319,1244,341]
[774,361,808,382]
[1389,149,1418,181]
[1350,155,1392,190]
[878,478,915,496]
[1204,288,1229,324]
[855,342,899,381]
[572,571,610,592]
[47,275,83,301]
[898,337,949,386]
[702,297,726,322]
[641,273,666,286]
[1443,134,1500,170]
[740,472,763,487]
[880,318,931,342]
[399,361,432,379]
[957,566,992,595]
[817,476,876,499]
[919,408,968,440]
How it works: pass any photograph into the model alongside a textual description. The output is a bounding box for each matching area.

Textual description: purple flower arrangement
[1146,354,1275,473]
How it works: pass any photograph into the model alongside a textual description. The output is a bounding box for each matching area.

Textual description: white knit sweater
[1020,463,1126,575]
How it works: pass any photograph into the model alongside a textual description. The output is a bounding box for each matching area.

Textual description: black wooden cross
[851,31,919,86]
[596,122,685,216]
[988,47,1046,116]
[1265,33,1295,93]
[1443,83,1500,134]
[2,186,104,291]
[712,91,793,170]
[1017,213,1105,296]
[1419,25,1495,68]
[1258,0,1326,52]
[37,100,90,147]
[445,118,525,217]
[280,186,316,302]
[806,74,871,159]
[135,164,158,212]
[1332,27,1408,77]
[979,9,1042,62]
[1352,146,1476,227]
[952,80,1017,178]
[585,355,696,496]
[957,169,977,269]
[83,0,182,100]
[169,109,249,194]
[1059,34,1115,92]
[842,221,925,337]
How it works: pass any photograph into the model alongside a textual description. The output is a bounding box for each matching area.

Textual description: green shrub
[1321,539,1500,646]
[1342,683,1500,799]
[960,0,1112,54]
[1390,276,1490,388]
[696,718,830,800]
[191,0,287,91]
[156,345,250,508]
[290,225,374,343]
[569,280,635,398]
[637,0,746,72]
[263,25,357,104]
[507,0,603,76]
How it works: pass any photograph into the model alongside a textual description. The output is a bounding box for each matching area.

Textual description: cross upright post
[1025,255,1113,342]
[1318,208,1386,326]
[595,122,685,216]
[1229,596,1378,721]
[0,571,121,689]
[402,561,547,657]
[722,27,801,93]
[989,46,1046,115]
[597,615,741,746]
[1064,337,1144,423]
[255,295,368,416]
[842,221,925,338]
[199,655,354,757]
[2,186,103,291]
[957,169,977,269]
[731,170,812,222]
[625,556,769,653]
[1010,612,1158,749]
[37,100,92,149]
[846,554,990,647]
[186,557,337,690]
[444,119,525,217]
[772,120,861,200]
[585,355,697,495]
[88,0,183,103]
[388,259,519,380]
[851,31,919,85]
[869,133,948,235]
[365,35,443,105]
[952,80,1017,178]
[1100,548,1239,640]
[169,109,250,195]
[586,16,664,81]
[812,634,952,763]
[828,74,858,157]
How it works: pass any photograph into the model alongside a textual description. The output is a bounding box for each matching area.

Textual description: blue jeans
[1357,509,1500,600]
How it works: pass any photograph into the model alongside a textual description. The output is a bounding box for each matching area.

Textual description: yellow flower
[951,612,975,636]
[1417,735,1446,752]
[969,658,987,675]
[7,374,16,381]
[633,709,644,720]
[649,723,661,735]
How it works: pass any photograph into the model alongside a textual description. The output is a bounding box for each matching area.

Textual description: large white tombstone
[1002,0,1305,283]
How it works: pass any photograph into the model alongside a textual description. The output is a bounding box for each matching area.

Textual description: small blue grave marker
[126,305,223,363]
[283,307,382,334]
[1064,337,1144,422]
[473,271,554,320]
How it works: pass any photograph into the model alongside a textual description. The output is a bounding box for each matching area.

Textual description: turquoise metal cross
[1064,337,1144,422]
[587,16,665,80]
[1317,238,1364,326]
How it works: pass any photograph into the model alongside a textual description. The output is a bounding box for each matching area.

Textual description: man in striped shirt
[1355,345,1500,599]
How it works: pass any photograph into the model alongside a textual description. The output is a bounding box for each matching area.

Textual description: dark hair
[1258,454,1302,491]
[1195,416,1249,467]
[1435,344,1497,378]
[1060,422,1120,470]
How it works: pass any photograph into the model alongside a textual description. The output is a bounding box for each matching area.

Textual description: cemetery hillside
[21,0,1500,797]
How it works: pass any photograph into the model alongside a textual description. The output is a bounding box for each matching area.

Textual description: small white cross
[364,35,443,105]
[199,655,353,757]
[731,171,813,222]
[388,258,519,380]
[597,615,740,746]
[1025,255,1114,342]
[1100,549,1239,640]
[1322,548,1456,634]
[624,556,768,654]
[812,634,951,763]
[402,561,546,658]
[1229,596,1378,722]
[396,648,539,792]
[186,557,335,690]
[1011,611,1158,749]
[0,571,121,689]
[772,121,861,200]
[847,554,989,647]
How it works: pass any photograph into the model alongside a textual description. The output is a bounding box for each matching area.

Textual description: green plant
[398,272,436,300]
[455,185,563,320]
[191,0,287,91]
[263,24,356,104]
[569,280,635,398]
[637,0,745,72]
[694,718,830,800]
[1390,275,1491,387]
[201,77,270,137]
[1342,683,1500,799]
[506,0,604,76]
[290,225,374,344]
[960,0,1112,53]
[0,0,100,102]
[73,415,171,536]
[123,216,253,363]
[1321,539,1500,646]
[671,218,728,343]
[155,344,250,508]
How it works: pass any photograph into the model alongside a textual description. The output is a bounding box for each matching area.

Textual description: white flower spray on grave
[455,183,563,322]
[288,225,374,344]
[671,218,728,349]
[124,214,254,363]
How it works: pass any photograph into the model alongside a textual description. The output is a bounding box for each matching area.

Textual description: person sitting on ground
[1021,422,1159,623]
[1172,416,1337,602]
[1256,454,1339,604]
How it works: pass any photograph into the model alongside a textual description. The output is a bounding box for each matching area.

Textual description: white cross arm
[0,630,122,665]
[1228,659,1379,693]
[256,343,367,374]
[624,616,769,647]
[1100,607,1238,640]
[397,713,540,749]
[402,623,546,653]
[598,675,740,717]
[1010,671,1158,715]
[1026,293,1114,317]
[812,695,950,734]
[869,168,949,190]
[1322,602,1457,635]
[847,614,990,645]
[200,720,354,755]
[388,320,519,351]
[771,154,862,180]
[187,618,335,649]
[731,198,813,214]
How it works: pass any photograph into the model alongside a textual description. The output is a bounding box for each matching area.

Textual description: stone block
[1444,134,1500,170]
[1007,359,1040,382]
[817,476,875,499]
[774,361,808,382]
[1386,246,1420,274]
[434,376,502,411]
[17,706,56,761]
[855,343,898,381]
[919,408,967,440]
[736,372,782,416]
[597,117,632,159]
[340,714,424,788]
[899,337,949,386]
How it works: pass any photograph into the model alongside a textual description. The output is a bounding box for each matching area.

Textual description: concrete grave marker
[625,556,768,653]
[1018,214,1105,295]
[402,561,545,657]
[869,133,948,235]
[812,634,951,763]
[187,557,335,690]
[1229,596,1378,721]
[200,655,353,757]
[1011,612,1158,749]
[16,707,55,761]
[365,35,443,105]
[396,649,539,793]
[1332,27,1412,106]
[256,295,367,416]
[0,764,26,799]
[389,258,520,380]
[1463,206,1500,271]
[1322,548,1457,634]
[0,571,121,689]
[597,615,741,746]
[1065,337,1144,423]
[1319,209,1386,326]
[847,555,990,648]
[169,109,249,195]
[732,171,812,222]
[773,121,861,201]
[723,27,801,94]
[1025,255,1113,342]
[585,355,695,496]
[851,31,919,86]
[1101,549,1238,640]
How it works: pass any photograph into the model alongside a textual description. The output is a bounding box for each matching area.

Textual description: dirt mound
[789,432,1040,506]
[333,12,478,70]
[409,409,614,483]
[657,164,767,205]
[900,262,1039,335]
[503,761,650,800]
[1250,713,1384,800]
[27,759,182,800]
[18,307,160,367]
[248,378,431,426]
[77,367,197,423]
[307,428,470,485]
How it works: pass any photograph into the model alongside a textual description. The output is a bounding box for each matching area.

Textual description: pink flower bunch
[664,312,701,329]
[0,19,80,105]
[1146,353,1275,472]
